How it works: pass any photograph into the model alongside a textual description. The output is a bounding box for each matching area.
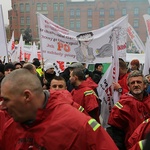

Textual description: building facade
[8,0,149,45]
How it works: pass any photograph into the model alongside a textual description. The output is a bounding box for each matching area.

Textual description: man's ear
[23,90,32,103]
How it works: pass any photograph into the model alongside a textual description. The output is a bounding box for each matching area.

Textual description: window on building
[20,3,24,12]
[76,20,80,29]
[88,9,92,17]
[76,9,80,17]
[54,16,58,24]
[100,8,105,16]
[26,16,30,25]
[70,9,74,17]
[88,20,92,28]
[133,19,139,28]
[20,29,24,34]
[25,3,30,12]
[59,3,64,12]
[100,20,105,28]
[134,7,139,16]
[54,3,58,12]
[122,8,127,16]
[20,17,24,25]
[37,3,41,11]
[70,21,74,29]
[148,8,150,15]
[60,17,64,26]
[109,8,115,16]
[42,3,47,11]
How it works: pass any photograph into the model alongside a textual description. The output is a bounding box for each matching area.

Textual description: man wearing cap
[4,63,15,76]
[43,63,56,89]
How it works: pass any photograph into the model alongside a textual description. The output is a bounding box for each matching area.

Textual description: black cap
[4,63,15,71]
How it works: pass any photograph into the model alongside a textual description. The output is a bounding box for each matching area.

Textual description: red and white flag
[97,32,121,128]
[8,31,16,62]
[29,42,38,62]
[127,23,145,53]
[16,34,24,61]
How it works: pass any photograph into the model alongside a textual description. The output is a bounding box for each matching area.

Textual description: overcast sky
[0,0,11,25]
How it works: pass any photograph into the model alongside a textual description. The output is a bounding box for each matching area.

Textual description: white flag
[0,5,9,62]
[15,34,24,62]
[127,23,145,53]
[29,42,38,62]
[143,38,150,76]
[8,31,16,62]
[143,14,150,38]
[97,33,121,128]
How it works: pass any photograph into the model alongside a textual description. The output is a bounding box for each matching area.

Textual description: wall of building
[9,0,149,45]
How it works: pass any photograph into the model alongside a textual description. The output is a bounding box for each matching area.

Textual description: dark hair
[95,63,103,70]
[4,63,15,71]
[72,68,86,81]
[76,32,93,45]
[50,76,66,85]
[119,59,127,70]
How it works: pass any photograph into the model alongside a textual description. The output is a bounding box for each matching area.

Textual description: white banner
[127,23,145,53]
[0,5,9,61]
[37,13,128,63]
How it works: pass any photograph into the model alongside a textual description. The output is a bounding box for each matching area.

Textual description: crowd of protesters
[0,57,150,149]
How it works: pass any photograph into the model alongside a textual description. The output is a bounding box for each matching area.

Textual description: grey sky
[0,0,11,25]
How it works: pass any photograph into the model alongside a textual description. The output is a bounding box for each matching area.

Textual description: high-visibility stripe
[84,90,94,96]
[138,140,146,150]
[143,118,149,123]
[88,119,100,131]
[78,106,84,112]
[115,102,123,109]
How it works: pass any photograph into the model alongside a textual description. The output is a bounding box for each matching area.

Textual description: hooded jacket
[71,77,100,122]
[0,90,118,150]
[108,92,150,148]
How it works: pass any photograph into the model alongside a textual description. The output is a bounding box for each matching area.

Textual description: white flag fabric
[8,31,16,62]
[29,42,38,62]
[0,5,9,61]
[127,23,145,53]
[143,38,150,76]
[143,14,150,38]
[16,34,24,62]
[97,31,126,128]
[37,12,128,63]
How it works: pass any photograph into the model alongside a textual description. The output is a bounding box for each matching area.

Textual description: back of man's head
[72,68,86,81]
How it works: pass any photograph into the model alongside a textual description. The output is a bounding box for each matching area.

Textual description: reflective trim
[78,106,84,112]
[84,90,94,96]
[88,119,100,131]
[115,102,123,109]
[139,140,146,150]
